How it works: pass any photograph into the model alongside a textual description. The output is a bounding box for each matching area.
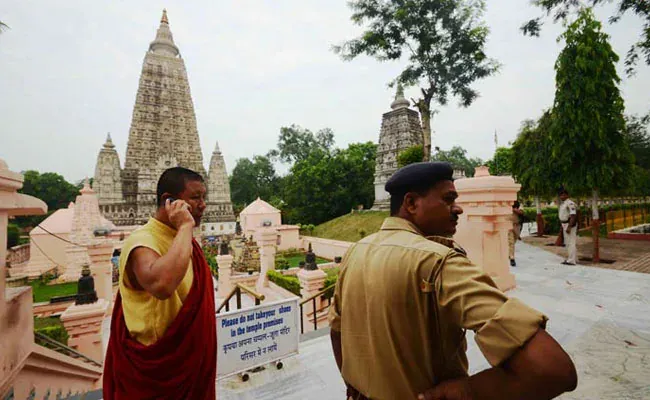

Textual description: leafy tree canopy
[397,145,424,168]
[550,8,633,196]
[269,124,335,164]
[486,147,514,176]
[522,0,650,76]
[431,146,484,177]
[511,110,559,198]
[334,0,500,160]
[19,170,79,211]
[283,142,377,225]
[229,155,280,207]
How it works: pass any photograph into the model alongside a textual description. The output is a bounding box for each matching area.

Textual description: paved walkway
[217,242,650,399]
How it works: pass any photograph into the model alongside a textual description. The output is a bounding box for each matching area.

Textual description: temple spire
[213,141,221,154]
[103,133,115,149]
[149,9,179,57]
[391,83,410,110]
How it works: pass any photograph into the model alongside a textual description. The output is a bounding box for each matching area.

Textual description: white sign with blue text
[216,298,300,379]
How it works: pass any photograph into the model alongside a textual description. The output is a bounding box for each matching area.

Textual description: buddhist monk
[104,167,216,399]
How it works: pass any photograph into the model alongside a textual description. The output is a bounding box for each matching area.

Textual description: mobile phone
[167,197,177,204]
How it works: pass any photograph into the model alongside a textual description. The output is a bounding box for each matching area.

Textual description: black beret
[385,162,454,195]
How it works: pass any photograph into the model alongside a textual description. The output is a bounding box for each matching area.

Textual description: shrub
[322,268,340,300]
[36,324,69,346]
[7,223,19,248]
[267,270,301,296]
[275,256,290,270]
[397,145,424,167]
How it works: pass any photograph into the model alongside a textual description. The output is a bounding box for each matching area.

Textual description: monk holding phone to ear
[104,166,216,400]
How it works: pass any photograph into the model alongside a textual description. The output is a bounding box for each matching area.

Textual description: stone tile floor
[217,242,650,399]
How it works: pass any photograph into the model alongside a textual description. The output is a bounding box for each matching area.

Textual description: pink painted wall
[302,237,352,260]
[12,344,102,399]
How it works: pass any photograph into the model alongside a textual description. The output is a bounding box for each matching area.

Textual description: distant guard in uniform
[508,201,525,266]
[329,162,577,400]
[558,188,578,265]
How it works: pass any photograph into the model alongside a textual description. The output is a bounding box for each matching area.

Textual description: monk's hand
[417,378,473,400]
[166,198,195,229]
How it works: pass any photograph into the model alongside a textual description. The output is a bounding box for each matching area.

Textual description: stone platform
[217,242,650,399]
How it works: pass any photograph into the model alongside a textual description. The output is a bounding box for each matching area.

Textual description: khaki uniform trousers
[508,223,521,260]
[561,223,578,264]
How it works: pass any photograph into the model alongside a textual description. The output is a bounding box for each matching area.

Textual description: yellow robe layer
[118,218,194,345]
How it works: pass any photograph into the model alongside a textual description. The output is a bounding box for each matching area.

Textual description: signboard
[216,298,300,379]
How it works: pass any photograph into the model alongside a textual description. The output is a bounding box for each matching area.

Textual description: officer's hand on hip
[418,378,473,400]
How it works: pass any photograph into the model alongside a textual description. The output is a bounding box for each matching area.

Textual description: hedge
[523,202,650,235]
[35,324,69,346]
[267,270,301,296]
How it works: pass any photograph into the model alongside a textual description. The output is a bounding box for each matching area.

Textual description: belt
[560,220,569,223]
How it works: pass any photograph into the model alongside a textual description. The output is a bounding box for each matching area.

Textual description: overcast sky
[1,1,648,183]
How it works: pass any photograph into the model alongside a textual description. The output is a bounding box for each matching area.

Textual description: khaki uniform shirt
[328,217,547,399]
[559,199,577,223]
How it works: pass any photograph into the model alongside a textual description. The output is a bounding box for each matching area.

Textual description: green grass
[284,255,329,268]
[29,281,77,303]
[310,211,389,242]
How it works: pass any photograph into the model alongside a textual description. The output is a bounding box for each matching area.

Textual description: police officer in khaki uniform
[508,201,524,266]
[558,188,578,265]
[329,162,577,400]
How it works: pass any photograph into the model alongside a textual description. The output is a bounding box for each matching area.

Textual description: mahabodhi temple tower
[93,10,235,235]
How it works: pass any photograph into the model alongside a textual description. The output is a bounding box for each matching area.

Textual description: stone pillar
[0,159,47,396]
[217,254,234,297]
[86,242,114,312]
[255,228,278,291]
[297,268,327,321]
[60,299,109,363]
[453,166,520,291]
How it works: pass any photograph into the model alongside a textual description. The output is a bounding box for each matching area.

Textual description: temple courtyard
[217,241,650,399]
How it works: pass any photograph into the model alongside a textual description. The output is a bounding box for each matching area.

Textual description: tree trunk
[555,195,564,246]
[535,195,545,236]
[415,96,433,162]
[592,189,600,263]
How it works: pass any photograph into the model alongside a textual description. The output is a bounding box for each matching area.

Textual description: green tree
[511,111,559,234]
[269,125,335,164]
[19,171,78,211]
[284,142,377,225]
[522,0,650,76]
[431,146,484,177]
[397,145,424,168]
[550,8,634,262]
[334,0,500,161]
[623,114,650,197]
[486,147,514,176]
[229,155,280,208]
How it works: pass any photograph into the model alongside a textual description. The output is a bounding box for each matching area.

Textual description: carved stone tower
[93,10,235,232]
[93,133,123,205]
[371,85,423,210]
[203,142,236,235]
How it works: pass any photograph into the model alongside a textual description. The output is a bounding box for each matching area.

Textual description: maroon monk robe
[103,239,217,400]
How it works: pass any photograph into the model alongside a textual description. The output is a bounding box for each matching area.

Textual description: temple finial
[103,132,115,149]
[390,83,410,110]
[161,9,169,24]
[214,141,221,154]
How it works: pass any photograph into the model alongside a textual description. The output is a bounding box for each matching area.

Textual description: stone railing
[6,244,30,266]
